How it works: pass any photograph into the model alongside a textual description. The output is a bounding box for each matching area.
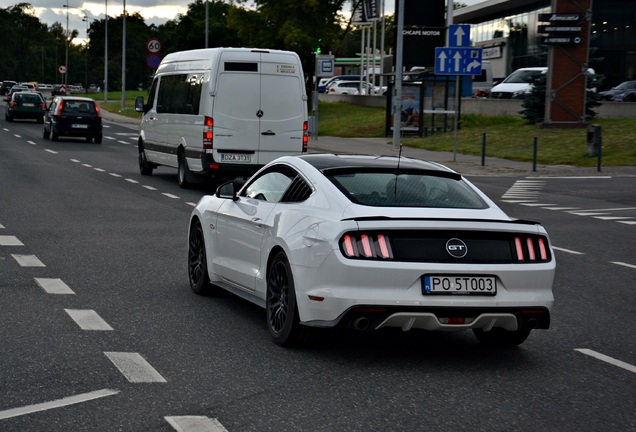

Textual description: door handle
[261,130,275,136]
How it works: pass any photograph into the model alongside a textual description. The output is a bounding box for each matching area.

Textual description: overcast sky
[1,0,486,43]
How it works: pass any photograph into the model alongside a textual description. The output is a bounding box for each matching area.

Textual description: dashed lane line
[104,352,167,383]
[163,193,180,199]
[0,235,23,246]
[575,349,636,374]
[34,277,75,294]
[611,261,636,270]
[11,254,45,267]
[0,389,120,420]
[552,246,584,255]
[65,309,114,330]
[165,416,229,432]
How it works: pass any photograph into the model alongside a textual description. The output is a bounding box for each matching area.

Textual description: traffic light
[315,38,322,54]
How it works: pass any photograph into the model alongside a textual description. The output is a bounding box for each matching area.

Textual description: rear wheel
[266,252,311,347]
[139,148,153,175]
[85,136,93,143]
[188,221,215,295]
[473,328,531,347]
[51,127,59,141]
[178,151,191,188]
[6,113,12,122]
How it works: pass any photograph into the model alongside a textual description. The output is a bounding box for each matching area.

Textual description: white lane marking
[542,207,580,211]
[502,200,537,203]
[109,173,122,178]
[82,163,93,168]
[125,178,139,184]
[65,309,114,330]
[117,140,129,145]
[12,254,45,267]
[105,136,116,140]
[104,352,167,383]
[569,212,609,216]
[618,220,636,225]
[520,203,556,207]
[143,185,157,191]
[94,168,106,172]
[0,223,4,228]
[552,246,584,255]
[574,207,636,212]
[45,149,58,154]
[0,389,120,420]
[35,277,75,294]
[611,261,636,270]
[71,159,81,163]
[2,128,9,131]
[531,176,612,179]
[186,202,197,207]
[575,349,636,374]
[163,193,180,199]
[0,235,24,246]
[166,416,229,432]
[593,216,634,221]
[14,134,21,138]
[27,140,36,145]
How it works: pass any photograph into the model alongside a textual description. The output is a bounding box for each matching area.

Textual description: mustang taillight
[513,235,550,263]
[341,233,394,260]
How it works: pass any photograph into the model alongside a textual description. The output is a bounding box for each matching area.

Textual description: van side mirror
[215,181,239,201]
[134,95,146,113]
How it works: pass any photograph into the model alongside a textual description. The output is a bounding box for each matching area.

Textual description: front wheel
[188,221,215,295]
[473,328,531,347]
[139,149,153,175]
[94,134,102,144]
[266,252,311,347]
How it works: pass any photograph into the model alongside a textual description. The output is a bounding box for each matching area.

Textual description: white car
[326,80,375,95]
[490,67,547,99]
[188,154,555,347]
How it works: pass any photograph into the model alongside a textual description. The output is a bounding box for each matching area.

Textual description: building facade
[455,0,636,88]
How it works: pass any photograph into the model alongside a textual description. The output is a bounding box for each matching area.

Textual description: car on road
[4,85,29,103]
[600,80,636,102]
[5,91,46,123]
[42,96,103,143]
[490,67,547,99]
[188,154,555,347]
[1,80,17,95]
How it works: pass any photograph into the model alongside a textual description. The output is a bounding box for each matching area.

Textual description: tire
[473,328,531,347]
[266,251,311,347]
[178,151,191,188]
[85,136,93,143]
[188,221,215,295]
[138,149,153,176]
[94,134,102,144]
[6,113,13,122]
[51,127,59,141]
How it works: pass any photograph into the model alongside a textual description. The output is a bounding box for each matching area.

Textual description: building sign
[538,13,584,23]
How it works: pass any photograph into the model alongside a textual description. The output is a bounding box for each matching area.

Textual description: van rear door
[213,50,306,166]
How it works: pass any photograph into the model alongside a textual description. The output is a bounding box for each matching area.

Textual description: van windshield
[503,69,544,84]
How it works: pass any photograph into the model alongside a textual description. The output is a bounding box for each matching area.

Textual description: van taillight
[302,120,308,152]
[203,116,213,149]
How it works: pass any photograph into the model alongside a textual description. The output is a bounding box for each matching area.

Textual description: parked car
[42,96,103,143]
[326,80,375,95]
[317,77,331,93]
[188,154,555,347]
[321,75,361,91]
[4,85,29,103]
[490,67,547,99]
[0,80,17,95]
[5,91,46,123]
[600,80,636,102]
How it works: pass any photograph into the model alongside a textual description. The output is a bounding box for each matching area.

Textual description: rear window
[326,171,487,209]
[62,100,97,113]
[16,94,43,103]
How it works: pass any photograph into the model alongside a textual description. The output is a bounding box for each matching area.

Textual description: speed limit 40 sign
[146,38,162,53]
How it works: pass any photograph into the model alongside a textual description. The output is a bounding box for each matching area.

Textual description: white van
[135,48,309,187]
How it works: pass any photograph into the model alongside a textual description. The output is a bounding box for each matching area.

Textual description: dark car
[5,91,46,123]
[600,80,636,102]
[1,80,17,96]
[5,85,29,103]
[42,96,103,143]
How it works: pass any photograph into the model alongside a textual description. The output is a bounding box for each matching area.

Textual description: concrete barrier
[317,94,636,119]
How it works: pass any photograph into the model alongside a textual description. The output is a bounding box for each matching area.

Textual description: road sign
[315,55,335,77]
[542,36,583,45]
[58,65,67,74]
[146,38,162,53]
[538,25,583,33]
[146,54,161,69]
[448,24,470,47]
[434,47,482,75]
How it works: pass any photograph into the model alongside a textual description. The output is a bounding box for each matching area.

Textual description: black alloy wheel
[188,221,213,295]
[139,149,153,175]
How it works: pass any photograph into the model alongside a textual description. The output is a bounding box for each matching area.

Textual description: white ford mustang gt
[188,154,555,347]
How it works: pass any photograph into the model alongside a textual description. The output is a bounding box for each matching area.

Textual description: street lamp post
[121,0,126,109]
[104,0,108,101]
[64,0,69,87]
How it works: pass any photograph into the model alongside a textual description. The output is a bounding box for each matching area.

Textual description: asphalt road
[1,108,634,431]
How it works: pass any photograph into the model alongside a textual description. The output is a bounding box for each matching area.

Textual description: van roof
[161,47,298,64]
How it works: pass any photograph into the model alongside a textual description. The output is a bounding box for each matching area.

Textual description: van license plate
[221,153,251,163]
[72,124,88,129]
[423,275,496,295]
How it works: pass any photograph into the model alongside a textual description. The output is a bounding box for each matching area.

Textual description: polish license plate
[71,124,88,129]
[24,103,34,107]
[423,275,497,295]
[220,153,251,163]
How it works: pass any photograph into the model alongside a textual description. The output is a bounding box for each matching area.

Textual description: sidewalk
[101,109,636,178]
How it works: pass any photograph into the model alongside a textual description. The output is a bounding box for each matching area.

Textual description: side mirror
[134,95,146,113]
[215,181,239,201]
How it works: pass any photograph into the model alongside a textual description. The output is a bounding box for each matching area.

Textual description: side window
[147,78,158,110]
[157,74,203,115]
[241,166,297,203]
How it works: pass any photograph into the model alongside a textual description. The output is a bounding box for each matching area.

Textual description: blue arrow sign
[434,47,482,75]
[449,24,471,47]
